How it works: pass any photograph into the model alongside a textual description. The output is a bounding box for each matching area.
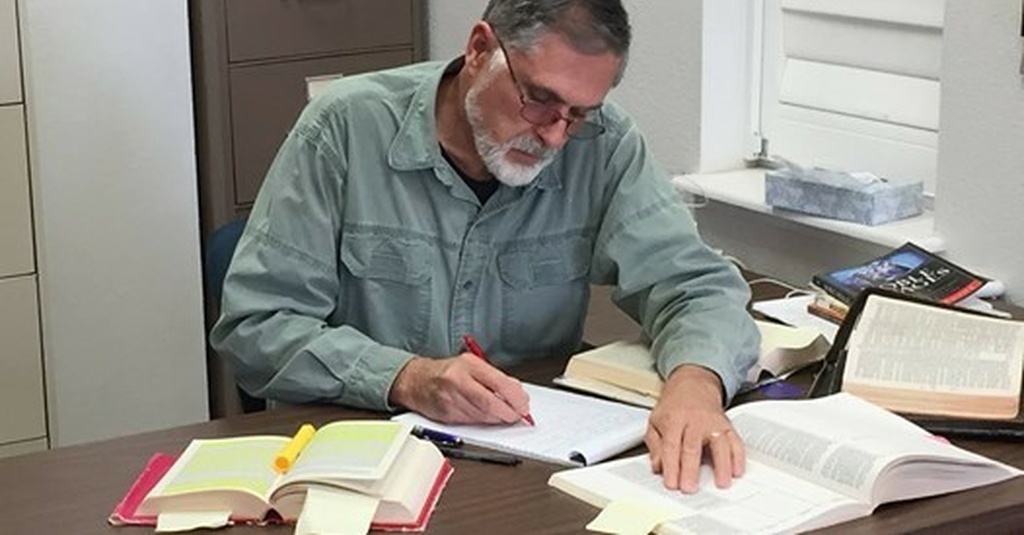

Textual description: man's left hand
[645,365,745,493]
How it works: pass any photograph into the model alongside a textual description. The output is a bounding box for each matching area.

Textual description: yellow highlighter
[273,423,316,474]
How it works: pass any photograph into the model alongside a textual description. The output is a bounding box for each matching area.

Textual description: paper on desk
[752,295,839,343]
[394,383,650,466]
[587,500,682,535]
[295,486,379,535]
[155,511,230,532]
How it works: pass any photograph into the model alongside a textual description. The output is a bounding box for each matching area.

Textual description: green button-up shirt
[211,59,759,411]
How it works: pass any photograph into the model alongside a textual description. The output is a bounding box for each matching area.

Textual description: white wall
[429,0,1024,304]
[937,0,1024,303]
[20,0,208,446]
[426,0,702,174]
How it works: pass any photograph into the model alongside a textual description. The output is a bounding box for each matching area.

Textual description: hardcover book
[549,393,1022,534]
[553,320,830,407]
[109,421,452,532]
[811,242,987,307]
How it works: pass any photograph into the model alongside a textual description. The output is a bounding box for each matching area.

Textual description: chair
[205,218,266,413]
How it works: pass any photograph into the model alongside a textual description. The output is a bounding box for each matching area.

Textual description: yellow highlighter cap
[273,423,316,474]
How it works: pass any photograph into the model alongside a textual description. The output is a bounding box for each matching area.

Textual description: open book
[808,288,1024,438]
[554,320,830,407]
[393,383,650,466]
[109,421,452,532]
[549,393,1022,534]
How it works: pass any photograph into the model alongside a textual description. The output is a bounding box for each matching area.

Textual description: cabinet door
[229,49,413,206]
[0,276,47,447]
[0,105,34,277]
[0,0,20,104]
[225,0,414,62]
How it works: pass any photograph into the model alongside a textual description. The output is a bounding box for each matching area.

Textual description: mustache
[502,135,558,161]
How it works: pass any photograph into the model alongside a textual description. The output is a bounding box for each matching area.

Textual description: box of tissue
[765,167,923,226]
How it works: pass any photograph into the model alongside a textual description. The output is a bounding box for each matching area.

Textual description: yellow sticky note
[155,511,231,532]
[586,500,681,535]
[295,486,379,535]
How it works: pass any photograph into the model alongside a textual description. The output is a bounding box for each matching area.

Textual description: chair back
[204,218,266,413]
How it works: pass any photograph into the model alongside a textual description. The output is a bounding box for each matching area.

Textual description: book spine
[811,276,856,306]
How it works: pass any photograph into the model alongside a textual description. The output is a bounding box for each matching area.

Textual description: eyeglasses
[495,39,606,140]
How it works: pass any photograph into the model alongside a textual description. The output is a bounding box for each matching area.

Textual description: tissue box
[765,168,923,226]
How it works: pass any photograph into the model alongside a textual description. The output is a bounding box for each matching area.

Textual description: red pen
[462,334,536,426]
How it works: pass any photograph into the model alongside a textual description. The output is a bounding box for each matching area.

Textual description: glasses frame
[495,38,606,140]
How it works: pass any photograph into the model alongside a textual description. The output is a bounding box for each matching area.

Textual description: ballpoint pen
[412,425,464,448]
[437,444,522,466]
[462,334,536,426]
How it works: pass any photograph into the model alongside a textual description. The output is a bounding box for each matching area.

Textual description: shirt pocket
[497,235,592,357]
[339,234,433,351]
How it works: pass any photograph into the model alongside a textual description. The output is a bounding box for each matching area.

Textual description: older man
[212,0,759,493]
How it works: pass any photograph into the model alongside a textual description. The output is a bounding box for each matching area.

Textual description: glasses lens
[566,120,605,140]
[520,103,561,127]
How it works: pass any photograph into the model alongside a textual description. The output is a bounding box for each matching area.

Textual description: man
[212,0,759,494]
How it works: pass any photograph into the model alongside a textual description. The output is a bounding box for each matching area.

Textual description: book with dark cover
[811,242,987,307]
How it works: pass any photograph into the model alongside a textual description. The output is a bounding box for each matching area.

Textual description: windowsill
[671,169,945,253]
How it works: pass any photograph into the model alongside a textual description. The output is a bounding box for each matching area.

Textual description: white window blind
[757,0,945,194]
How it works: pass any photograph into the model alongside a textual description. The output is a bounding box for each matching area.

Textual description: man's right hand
[389,354,531,425]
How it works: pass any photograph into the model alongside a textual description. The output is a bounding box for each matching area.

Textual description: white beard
[464,69,558,187]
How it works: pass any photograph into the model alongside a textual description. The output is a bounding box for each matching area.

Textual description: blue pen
[412,425,464,447]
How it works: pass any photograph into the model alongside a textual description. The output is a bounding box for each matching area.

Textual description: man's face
[464,32,621,187]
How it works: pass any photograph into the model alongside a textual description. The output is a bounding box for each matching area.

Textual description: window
[754,0,945,196]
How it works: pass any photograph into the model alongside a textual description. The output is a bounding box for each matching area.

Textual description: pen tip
[523,414,536,427]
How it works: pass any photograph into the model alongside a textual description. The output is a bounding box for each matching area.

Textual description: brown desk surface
[4,284,1024,534]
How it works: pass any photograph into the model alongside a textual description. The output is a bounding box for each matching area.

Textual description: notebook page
[393,383,650,466]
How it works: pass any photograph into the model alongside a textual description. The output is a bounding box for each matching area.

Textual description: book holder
[808,287,1024,440]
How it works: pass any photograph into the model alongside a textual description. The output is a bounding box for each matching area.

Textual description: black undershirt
[441,146,499,204]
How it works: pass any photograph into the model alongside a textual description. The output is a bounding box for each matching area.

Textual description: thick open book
[554,320,830,407]
[393,383,650,466]
[810,289,1024,437]
[109,421,452,532]
[549,393,1022,534]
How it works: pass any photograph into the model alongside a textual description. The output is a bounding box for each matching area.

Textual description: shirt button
[462,280,473,290]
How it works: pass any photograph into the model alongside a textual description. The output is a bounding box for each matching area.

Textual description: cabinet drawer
[0,0,21,104]
[0,276,47,445]
[0,105,34,277]
[225,0,414,63]
[229,49,413,205]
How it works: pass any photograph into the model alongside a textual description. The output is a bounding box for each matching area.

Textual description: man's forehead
[510,34,621,109]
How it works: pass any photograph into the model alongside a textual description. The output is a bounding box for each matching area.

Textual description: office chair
[205,218,266,413]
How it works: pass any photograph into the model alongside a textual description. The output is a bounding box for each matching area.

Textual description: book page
[843,295,1024,418]
[278,421,411,489]
[549,454,866,535]
[151,437,284,498]
[726,393,992,504]
[393,383,650,466]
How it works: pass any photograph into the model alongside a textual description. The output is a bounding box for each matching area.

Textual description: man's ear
[464,22,498,74]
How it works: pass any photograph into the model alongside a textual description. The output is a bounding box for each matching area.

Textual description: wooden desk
[3,283,1023,534]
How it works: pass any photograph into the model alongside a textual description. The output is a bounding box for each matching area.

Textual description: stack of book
[807,242,995,324]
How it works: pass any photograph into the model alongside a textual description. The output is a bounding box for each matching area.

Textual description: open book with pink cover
[108,421,452,532]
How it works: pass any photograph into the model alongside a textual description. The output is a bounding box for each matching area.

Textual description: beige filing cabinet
[0,0,48,458]
[190,0,425,416]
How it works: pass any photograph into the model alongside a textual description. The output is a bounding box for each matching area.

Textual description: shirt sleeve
[209,116,413,412]
[590,122,761,402]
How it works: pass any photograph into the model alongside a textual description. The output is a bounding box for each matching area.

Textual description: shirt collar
[387,57,565,192]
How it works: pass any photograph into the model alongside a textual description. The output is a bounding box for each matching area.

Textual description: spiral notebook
[392,383,650,466]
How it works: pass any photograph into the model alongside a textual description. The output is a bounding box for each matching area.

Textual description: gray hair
[482,0,631,84]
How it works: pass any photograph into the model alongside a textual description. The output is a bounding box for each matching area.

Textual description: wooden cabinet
[189,0,425,416]
[0,0,47,458]
[191,0,424,230]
